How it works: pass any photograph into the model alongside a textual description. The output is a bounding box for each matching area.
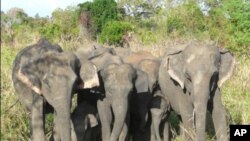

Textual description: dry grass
[1,38,250,141]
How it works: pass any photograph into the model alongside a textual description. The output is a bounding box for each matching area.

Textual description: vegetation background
[1,0,250,140]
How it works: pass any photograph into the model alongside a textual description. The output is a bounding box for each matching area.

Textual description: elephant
[12,39,99,141]
[98,63,137,141]
[123,56,162,141]
[113,47,132,60]
[123,50,157,68]
[76,46,137,141]
[87,46,121,71]
[158,42,235,141]
[150,91,170,141]
[71,100,101,141]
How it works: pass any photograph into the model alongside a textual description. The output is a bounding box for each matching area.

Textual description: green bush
[78,0,118,36]
[140,30,157,44]
[166,16,186,34]
[38,23,61,40]
[165,1,206,36]
[224,0,250,54]
[99,21,132,46]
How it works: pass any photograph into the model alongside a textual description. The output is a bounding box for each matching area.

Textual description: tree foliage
[223,0,250,53]
[99,21,132,45]
[78,0,118,36]
[1,0,249,53]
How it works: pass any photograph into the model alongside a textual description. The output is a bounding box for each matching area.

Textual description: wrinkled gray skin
[115,51,161,141]
[12,39,99,141]
[81,47,137,141]
[121,54,161,141]
[113,47,132,60]
[159,43,235,141]
[71,100,101,141]
[150,91,170,141]
[99,63,136,141]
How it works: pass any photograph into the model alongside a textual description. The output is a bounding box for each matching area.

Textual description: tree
[50,6,79,40]
[78,0,119,37]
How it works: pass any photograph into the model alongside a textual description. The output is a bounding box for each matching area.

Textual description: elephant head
[16,51,100,141]
[18,52,100,94]
[87,46,123,71]
[100,63,136,141]
[162,42,235,140]
[138,59,161,93]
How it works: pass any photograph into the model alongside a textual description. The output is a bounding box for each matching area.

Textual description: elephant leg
[151,109,162,141]
[31,95,45,141]
[119,112,130,141]
[163,120,170,141]
[209,89,228,141]
[150,119,156,141]
[97,99,112,141]
[110,99,128,141]
[70,120,77,141]
[50,118,77,141]
[50,112,60,141]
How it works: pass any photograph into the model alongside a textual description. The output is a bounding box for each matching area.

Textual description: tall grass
[1,40,250,140]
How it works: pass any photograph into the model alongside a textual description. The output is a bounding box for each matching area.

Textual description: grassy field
[1,40,250,141]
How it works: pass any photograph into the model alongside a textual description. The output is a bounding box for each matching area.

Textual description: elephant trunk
[194,79,210,141]
[149,79,155,94]
[110,98,128,141]
[55,104,71,141]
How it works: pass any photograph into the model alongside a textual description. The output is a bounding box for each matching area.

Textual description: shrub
[224,0,250,54]
[78,0,118,37]
[38,23,61,40]
[99,20,132,46]
[166,16,186,34]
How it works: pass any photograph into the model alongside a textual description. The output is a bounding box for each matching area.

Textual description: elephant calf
[150,90,170,141]
[98,63,137,141]
[71,101,101,141]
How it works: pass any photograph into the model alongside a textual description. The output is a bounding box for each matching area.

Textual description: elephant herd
[12,39,235,141]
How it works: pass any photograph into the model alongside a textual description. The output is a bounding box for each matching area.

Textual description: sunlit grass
[1,40,249,140]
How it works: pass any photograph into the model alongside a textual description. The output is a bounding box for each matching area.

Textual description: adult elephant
[123,50,157,68]
[12,39,99,141]
[159,42,235,141]
[113,47,132,60]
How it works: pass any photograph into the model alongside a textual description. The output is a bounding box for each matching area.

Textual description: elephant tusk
[83,66,100,89]
[17,69,42,95]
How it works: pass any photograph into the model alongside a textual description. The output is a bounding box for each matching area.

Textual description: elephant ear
[100,64,118,81]
[163,50,185,89]
[218,50,235,87]
[18,66,42,95]
[135,70,149,93]
[17,52,79,95]
[79,61,100,89]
